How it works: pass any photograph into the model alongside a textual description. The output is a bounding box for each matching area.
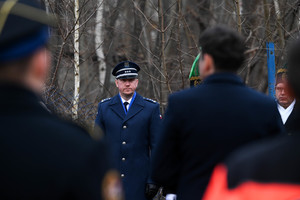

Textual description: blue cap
[0,0,54,63]
[112,61,140,79]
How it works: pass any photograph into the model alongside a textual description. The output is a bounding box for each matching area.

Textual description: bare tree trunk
[72,0,80,120]
[142,25,159,101]
[177,0,184,89]
[102,0,123,97]
[158,0,171,97]
[95,0,106,93]
[273,0,285,47]
[263,0,271,41]
[131,0,146,61]
[233,0,242,33]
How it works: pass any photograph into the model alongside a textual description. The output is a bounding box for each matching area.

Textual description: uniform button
[122,157,126,161]
[122,141,126,145]
[123,125,127,129]
[121,174,125,177]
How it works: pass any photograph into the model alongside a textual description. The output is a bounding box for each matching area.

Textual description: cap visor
[117,75,138,79]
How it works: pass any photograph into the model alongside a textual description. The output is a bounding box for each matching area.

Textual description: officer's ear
[115,79,119,88]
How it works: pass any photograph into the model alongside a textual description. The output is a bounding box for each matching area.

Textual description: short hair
[198,25,246,72]
[287,38,300,98]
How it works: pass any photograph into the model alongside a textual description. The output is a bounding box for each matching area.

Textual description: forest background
[43,0,300,129]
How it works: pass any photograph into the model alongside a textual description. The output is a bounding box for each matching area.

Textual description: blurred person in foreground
[0,0,121,199]
[151,25,284,200]
[203,38,300,200]
[275,68,300,135]
[95,61,162,200]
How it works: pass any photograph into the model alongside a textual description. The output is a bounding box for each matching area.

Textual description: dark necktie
[124,102,129,112]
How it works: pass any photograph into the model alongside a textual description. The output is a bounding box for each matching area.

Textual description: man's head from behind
[198,25,246,79]
[275,68,294,108]
[0,0,51,93]
[288,38,300,100]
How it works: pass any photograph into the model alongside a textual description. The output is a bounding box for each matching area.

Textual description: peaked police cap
[112,61,140,79]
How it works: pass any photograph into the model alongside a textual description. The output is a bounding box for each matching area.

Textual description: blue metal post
[266,42,276,98]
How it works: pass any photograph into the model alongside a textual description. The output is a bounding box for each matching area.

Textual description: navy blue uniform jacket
[0,84,112,200]
[151,73,284,199]
[95,92,162,200]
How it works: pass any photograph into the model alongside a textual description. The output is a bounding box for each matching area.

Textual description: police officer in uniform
[95,61,162,200]
[0,0,119,199]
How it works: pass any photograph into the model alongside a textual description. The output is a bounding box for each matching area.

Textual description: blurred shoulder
[245,87,277,107]
[43,114,96,142]
[169,86,199,102]
[225,136,300,188]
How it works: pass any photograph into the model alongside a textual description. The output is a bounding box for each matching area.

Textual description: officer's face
[115,78,138,98]
[275,82,294,108]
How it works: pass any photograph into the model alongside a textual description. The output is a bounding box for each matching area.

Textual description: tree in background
[43,0,300,128]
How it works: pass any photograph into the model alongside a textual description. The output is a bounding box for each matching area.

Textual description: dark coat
[95,92,162,200]
[284,102,300,135]
[0,83,112,200]
[151,73,285,199]
[203,135,300,200]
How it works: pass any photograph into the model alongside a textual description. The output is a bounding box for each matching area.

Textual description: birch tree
[72,0,80,120]
[42,0,300,127]
[233,0,242,33]
[95,0,106,93]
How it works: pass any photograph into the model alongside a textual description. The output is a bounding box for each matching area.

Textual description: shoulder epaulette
[143,97,157,104]
[100,97,111,103]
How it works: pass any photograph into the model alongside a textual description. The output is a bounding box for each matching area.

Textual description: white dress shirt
[277,99,296,124]
[166,194,177,200]
[120,96,132,111]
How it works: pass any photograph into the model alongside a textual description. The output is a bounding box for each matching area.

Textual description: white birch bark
[95,0,106,93]
[72,0,80,120]
[274,0,281,21]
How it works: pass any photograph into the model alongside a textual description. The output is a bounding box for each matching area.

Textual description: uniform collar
[109,92,144,121]
[110,92,144,106]
[119,92,136,114]
[119,92,135,105]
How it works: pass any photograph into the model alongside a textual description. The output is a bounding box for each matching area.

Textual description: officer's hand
[145,183,159,200]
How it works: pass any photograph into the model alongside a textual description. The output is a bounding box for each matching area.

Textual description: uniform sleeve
[147,103,162,184]
[150,96,180,192]
[95,102,105,131]
[149,103,162,151]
